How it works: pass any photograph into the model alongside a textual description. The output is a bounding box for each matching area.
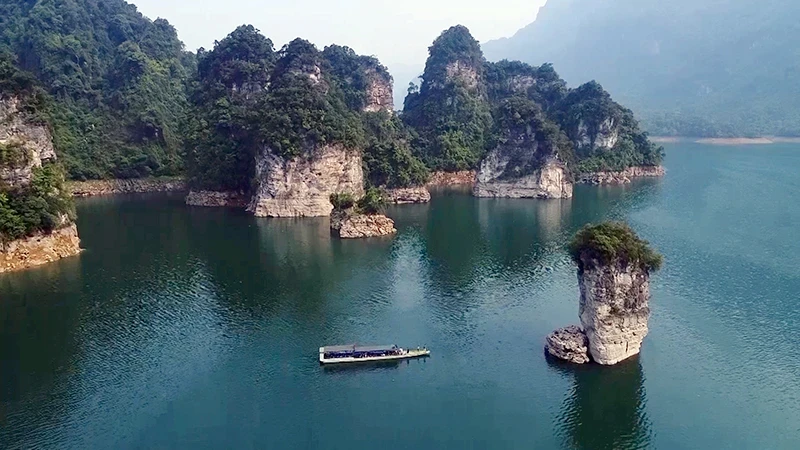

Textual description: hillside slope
[483,0,800,137]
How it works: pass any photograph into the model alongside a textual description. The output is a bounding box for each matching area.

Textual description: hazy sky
[129,0,545,68]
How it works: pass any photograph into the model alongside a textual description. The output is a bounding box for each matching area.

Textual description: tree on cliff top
[569,222,662,273]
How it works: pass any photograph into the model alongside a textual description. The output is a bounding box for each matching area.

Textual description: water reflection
[550,357,653,450]
[477,197,572,268]
[0,256,83,445]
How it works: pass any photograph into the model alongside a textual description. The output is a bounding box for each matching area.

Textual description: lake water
[2,144,799,449]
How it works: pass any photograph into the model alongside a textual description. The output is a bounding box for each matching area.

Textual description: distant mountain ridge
[483,0,800,137]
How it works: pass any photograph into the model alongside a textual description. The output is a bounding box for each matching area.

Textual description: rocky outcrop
[330,211,396,238]
[578,259,652,365]
[475,155,573,199]
[68,177,186,197]
[1,224,81,273]
[578,166,666,185]
[364,68,394,113]
[575,118,620,150]
[385,186,431,204]
[248,144,364,217]
[0,96,56,189]
[186,190,247,208]
[545,326,590,364]
[445,60,480,89]
[427,171,476,186]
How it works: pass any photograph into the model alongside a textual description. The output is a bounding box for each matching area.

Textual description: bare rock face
[364,69,394,113]
[578,166,666,185]
[385,186,431,204]
[186,190,247,208]
[578,258,651,365]
[445,60,480,89]
[475,150,573,199]
[0,96,56,189]
[248,144,364,217]
[576,118,620,150]
[1,224,81,273]
[545,325,591,364]
[330,211,397,239]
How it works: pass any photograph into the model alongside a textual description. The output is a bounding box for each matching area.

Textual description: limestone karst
[546,222,662,365]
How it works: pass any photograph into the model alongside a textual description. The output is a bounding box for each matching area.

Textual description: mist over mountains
[483,0,800,137]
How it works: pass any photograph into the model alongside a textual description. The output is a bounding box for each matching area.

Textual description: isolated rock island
[546,222,663,365]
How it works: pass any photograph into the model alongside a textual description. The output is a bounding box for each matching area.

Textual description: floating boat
[319,344,430,365]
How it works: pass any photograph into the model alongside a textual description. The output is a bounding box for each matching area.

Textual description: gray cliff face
[578,258,651,365]
[248,144,364,217]
[474,136,573,199]
[0,96,57,188]
[364,69,394,113]
[445,60,480,90]
[576,118,620,150]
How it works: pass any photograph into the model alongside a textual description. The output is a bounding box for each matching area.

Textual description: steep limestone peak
[422,25,485,90]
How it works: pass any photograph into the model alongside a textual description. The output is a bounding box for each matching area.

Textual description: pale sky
[129,0,545,68]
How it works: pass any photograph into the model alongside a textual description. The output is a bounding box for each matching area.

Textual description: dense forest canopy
[0,0,192,179]
[403,26,662,176]
[483,0,800,137]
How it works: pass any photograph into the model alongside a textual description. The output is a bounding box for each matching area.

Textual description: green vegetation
[0,163,75,244]
[362,112,429,188]
[185,25,275,192]
[1,52,75,244]
[0,140,30,166]
[569,222,663,273]
[483,0,800,137]
[260,39,366,160]
[330,188,386,215]
[356,188,387,215]
[1,0,192,180]
[402,26,662,178]
[402,26,492,171]
[187,29,425,192]
[555,81,664,173]
[329,192,356,211]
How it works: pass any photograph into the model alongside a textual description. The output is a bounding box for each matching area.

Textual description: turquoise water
[1,144,799,449]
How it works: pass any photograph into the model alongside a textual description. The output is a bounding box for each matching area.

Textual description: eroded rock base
[1,225,82,273]
[331,212,397,238]
[545,325,590,364]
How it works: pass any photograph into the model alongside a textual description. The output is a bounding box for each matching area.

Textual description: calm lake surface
[2,144,800,449]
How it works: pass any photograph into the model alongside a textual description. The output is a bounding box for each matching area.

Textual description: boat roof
[322,344,396,353]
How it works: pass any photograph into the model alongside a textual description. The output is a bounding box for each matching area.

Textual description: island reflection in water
[549,356,652,450]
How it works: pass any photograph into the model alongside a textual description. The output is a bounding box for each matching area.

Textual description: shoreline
[68,177,187,197]
[650,136,800,145]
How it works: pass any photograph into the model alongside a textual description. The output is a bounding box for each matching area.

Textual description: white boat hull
[319,349,430,365]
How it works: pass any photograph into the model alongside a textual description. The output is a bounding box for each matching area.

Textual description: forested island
[1,0,664,267]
